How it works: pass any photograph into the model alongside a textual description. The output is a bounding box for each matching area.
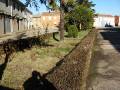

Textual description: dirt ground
[0,31,89,89]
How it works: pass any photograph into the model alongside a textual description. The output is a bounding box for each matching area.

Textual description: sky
[21,0,49,14]
[92,0,120,16]
[21,0,120,16]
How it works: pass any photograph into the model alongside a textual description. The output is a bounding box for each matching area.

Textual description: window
[54,16,57,19]
[48,16,52,20]
[0,15,2,20]
[6,0,8,7]
[17,5,19,11]
[21,7,23,12]
[43,17,45,20]
[54,21,57,25]
[13,3,15,10]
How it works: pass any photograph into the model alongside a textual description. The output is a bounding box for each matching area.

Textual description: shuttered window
[0,15,2,20]
[6,0,8,7]
[13,2,15,10]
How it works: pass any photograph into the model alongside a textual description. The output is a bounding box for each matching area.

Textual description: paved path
[87,29,120,90]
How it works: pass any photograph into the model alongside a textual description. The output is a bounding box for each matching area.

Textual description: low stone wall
[46,30,97,90]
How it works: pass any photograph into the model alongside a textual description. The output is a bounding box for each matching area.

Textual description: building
[94,14,120,28]
[32,11,60,29]
[33,12,120,29]
[0,0,32,34]
[94,14,114,28]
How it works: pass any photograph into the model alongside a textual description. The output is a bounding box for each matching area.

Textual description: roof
[13,0,32,14]
[26,8,33,14]
[13,0,25,7]
[33,11,60,18]
[33,13,41,18]
[95,14,113,17]
[41,11,60,16]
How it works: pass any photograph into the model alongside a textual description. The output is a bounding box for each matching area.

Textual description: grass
[78,30,91,38]
[0,30,90,89]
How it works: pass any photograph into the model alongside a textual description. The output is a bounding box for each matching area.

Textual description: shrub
[68,25,78,38]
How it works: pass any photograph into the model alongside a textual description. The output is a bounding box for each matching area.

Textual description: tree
[59,0,65,40]
[24,0,95,39]
[24,0,66,40]
[65,0,95,31]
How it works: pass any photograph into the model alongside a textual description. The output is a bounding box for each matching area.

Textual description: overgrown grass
[78,30,91,38]
[0,30,90,89]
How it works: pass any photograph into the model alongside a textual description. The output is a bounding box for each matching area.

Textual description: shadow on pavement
[99,27,120,52]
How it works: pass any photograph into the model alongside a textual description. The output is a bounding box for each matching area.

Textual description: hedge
[45,29,97,90]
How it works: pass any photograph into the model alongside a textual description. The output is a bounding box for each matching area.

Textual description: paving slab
[87,29,120,90]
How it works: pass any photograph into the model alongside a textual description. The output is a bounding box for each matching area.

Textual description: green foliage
[65,0,95,31]
[25,0,59,10]
[68,25,78,38]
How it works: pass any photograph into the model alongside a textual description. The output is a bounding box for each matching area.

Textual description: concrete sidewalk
[87,29,120,90]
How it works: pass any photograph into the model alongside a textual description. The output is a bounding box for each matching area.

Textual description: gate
[0,15,4,34]
[13,18,19,32]
[4,16,11,33]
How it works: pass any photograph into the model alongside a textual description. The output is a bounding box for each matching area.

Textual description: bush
[68,25,78,38]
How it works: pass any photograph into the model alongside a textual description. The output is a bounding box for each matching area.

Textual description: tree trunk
[59,1,64,40]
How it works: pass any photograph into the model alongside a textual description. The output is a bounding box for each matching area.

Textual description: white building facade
[94,14,120,28]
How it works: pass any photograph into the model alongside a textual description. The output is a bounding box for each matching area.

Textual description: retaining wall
[46,30,97,90]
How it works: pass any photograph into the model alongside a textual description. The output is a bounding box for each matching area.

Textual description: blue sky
[21,0,120,16]
[92,0,120,15]
[21,0,49,14]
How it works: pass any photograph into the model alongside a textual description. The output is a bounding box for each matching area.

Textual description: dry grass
[0,31,89,89]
